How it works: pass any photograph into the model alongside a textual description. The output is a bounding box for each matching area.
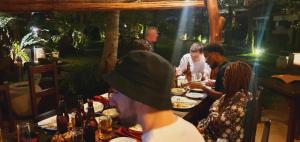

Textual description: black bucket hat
[103,51,174,110]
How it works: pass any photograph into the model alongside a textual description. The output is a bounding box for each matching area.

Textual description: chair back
[28,64,59,119]
[0,84,15,131]
[243,86,263,142]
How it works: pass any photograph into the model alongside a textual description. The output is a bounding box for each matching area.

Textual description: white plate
[84,101,104,113]
[186,92,207,99]
[171,96,198,109]
[38,114,72,130]
[109,137,137,142]
[129,124,143,132]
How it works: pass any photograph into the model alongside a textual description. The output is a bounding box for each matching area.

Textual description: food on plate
[51,131,72,142]
[171,96,197,109]
[102,108,119,118]
[171,88,186,96]
[129,124,143,132]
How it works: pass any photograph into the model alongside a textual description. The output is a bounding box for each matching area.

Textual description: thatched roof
[0,0,205,12]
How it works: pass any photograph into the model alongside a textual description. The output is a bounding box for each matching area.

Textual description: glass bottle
[56,99,69,134]
[75,98,85,128]
[84,99,98,142]
[185,62,192,82]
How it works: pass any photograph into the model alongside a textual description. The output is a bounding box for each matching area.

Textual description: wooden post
[98,11,120,76]
[207,0,225,45]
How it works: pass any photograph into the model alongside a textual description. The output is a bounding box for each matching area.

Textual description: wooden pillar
[207,0,225,45]
[98,11,120,76]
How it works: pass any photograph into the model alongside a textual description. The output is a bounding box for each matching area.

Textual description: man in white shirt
[104,51,205,142]
[177,43,211,79]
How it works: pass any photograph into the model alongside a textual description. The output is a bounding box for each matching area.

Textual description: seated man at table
[197,61,252,141]
[189,44,230,99]
[176,43,211,79]
[104,51,205,142]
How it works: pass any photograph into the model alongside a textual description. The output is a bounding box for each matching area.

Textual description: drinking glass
[72,128,84,142]
[202,71,211,81]
[70,112,76,130]
[192,73,202,82]
[98,115,112,140]
[17,123,38,142]
[0,127,3,142]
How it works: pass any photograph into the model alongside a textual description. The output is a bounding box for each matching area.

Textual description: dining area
[0,63,214,142]
[1,0,300,141]
[0,47,268,142]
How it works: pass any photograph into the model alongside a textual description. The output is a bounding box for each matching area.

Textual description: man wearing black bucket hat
[104,51,204,142]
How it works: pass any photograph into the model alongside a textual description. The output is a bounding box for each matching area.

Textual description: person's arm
[202,86,223,100]
[189,82,223,100]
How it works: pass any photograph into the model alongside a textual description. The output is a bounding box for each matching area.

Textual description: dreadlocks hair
[223,61,253,96]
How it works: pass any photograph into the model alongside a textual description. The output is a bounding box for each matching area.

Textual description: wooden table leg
[287,99,296,142]
[295,98,300,140]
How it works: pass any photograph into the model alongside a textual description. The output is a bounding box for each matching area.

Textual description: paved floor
[255,109,300,142]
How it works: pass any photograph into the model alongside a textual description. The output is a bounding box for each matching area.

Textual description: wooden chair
[243,86,271,142]
[28,63,59,120]
[0,84,15,131]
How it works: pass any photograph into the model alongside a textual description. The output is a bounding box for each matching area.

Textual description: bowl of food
[171,88,186,96]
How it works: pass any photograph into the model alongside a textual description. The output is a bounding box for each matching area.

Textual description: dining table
[260,77,300,142]
[2,88,214,142]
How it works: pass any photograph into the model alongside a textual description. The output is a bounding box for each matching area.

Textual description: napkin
[93,95,110,106]
[115,127,142,141]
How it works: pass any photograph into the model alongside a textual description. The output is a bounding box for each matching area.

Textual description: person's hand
[189,81,205,89]
[206,80,215,87]
[175,67,182,76]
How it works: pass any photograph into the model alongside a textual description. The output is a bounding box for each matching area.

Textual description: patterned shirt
[134,39,154,52]
[197,91,250,142]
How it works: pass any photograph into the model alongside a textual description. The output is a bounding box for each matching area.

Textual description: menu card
[272,74,300,84]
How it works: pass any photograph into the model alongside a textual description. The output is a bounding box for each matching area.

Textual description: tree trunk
[98,11,120,77]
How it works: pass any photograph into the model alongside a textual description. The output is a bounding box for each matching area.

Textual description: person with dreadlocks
[196,61,253,141]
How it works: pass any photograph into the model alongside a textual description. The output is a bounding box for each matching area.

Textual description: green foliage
[59,56,102,97]
[20,32,47,49]
[72,30,87,49]
[218,0,244,9]
[10,41,29,62]
[0,16,15,28]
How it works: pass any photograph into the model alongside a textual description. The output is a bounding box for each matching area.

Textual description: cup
[98,115,112,140]
[17,123,38,142]
[192,73,202,82]
[71,128,84,142]
[70,112,76,130]
[0,127,3,142]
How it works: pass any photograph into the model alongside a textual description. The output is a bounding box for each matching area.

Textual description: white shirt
[178,53,211,78]
[141,117,205,142]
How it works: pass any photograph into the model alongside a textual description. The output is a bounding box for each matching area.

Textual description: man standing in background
[134,27,159,52]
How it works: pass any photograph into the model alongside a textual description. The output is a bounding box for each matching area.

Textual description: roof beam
[0,1,205,12]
